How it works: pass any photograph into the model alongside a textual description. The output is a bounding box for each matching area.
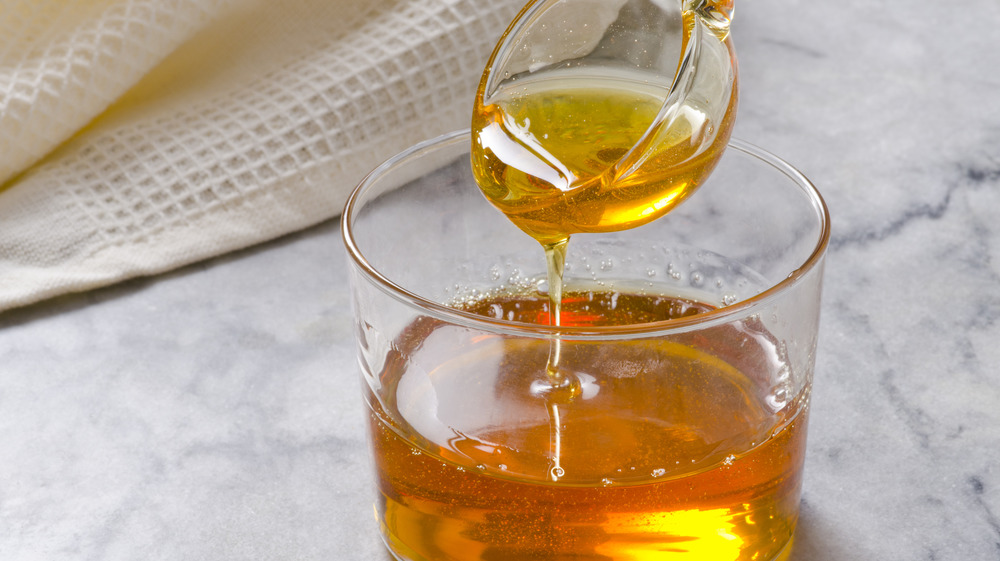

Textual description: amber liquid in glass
[367,291,807,561]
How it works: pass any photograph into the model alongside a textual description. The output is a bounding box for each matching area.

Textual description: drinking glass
[342,130,829,561]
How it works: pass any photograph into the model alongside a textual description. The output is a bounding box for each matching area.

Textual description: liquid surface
[367,291,807,561]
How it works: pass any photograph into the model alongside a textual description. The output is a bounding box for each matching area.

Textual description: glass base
[379,527,798,561]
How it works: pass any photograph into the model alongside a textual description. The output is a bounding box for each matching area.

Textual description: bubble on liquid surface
[600,258,614,271]
[537,278,549,293]
[489,265,502,281]
[768,386,790,410]
[651,468,666,478]
[646,268,657,278]
[690,271,704,287]
[722,293,738,306]
[667,263,682,280]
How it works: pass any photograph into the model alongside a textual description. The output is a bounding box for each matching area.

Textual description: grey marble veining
[3,0,1000,559]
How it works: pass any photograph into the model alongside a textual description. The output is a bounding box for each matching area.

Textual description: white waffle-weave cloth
[0,0,523,312]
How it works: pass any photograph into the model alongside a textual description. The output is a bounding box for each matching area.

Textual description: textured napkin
[0,0,523,312]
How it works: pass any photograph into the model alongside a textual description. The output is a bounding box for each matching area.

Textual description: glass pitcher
[471,0,738,245]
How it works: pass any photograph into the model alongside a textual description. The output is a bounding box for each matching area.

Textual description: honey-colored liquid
[367,291,807,561]
[471,70,737,246]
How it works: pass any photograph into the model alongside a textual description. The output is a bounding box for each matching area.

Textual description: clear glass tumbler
[342,130,829,561]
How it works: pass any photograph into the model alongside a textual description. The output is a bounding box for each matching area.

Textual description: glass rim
[341,129,830,339]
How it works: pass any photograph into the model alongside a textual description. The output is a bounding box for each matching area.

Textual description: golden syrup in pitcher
[471,68,736,246]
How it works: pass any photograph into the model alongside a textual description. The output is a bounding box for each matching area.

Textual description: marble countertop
[3,1,1000,559]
